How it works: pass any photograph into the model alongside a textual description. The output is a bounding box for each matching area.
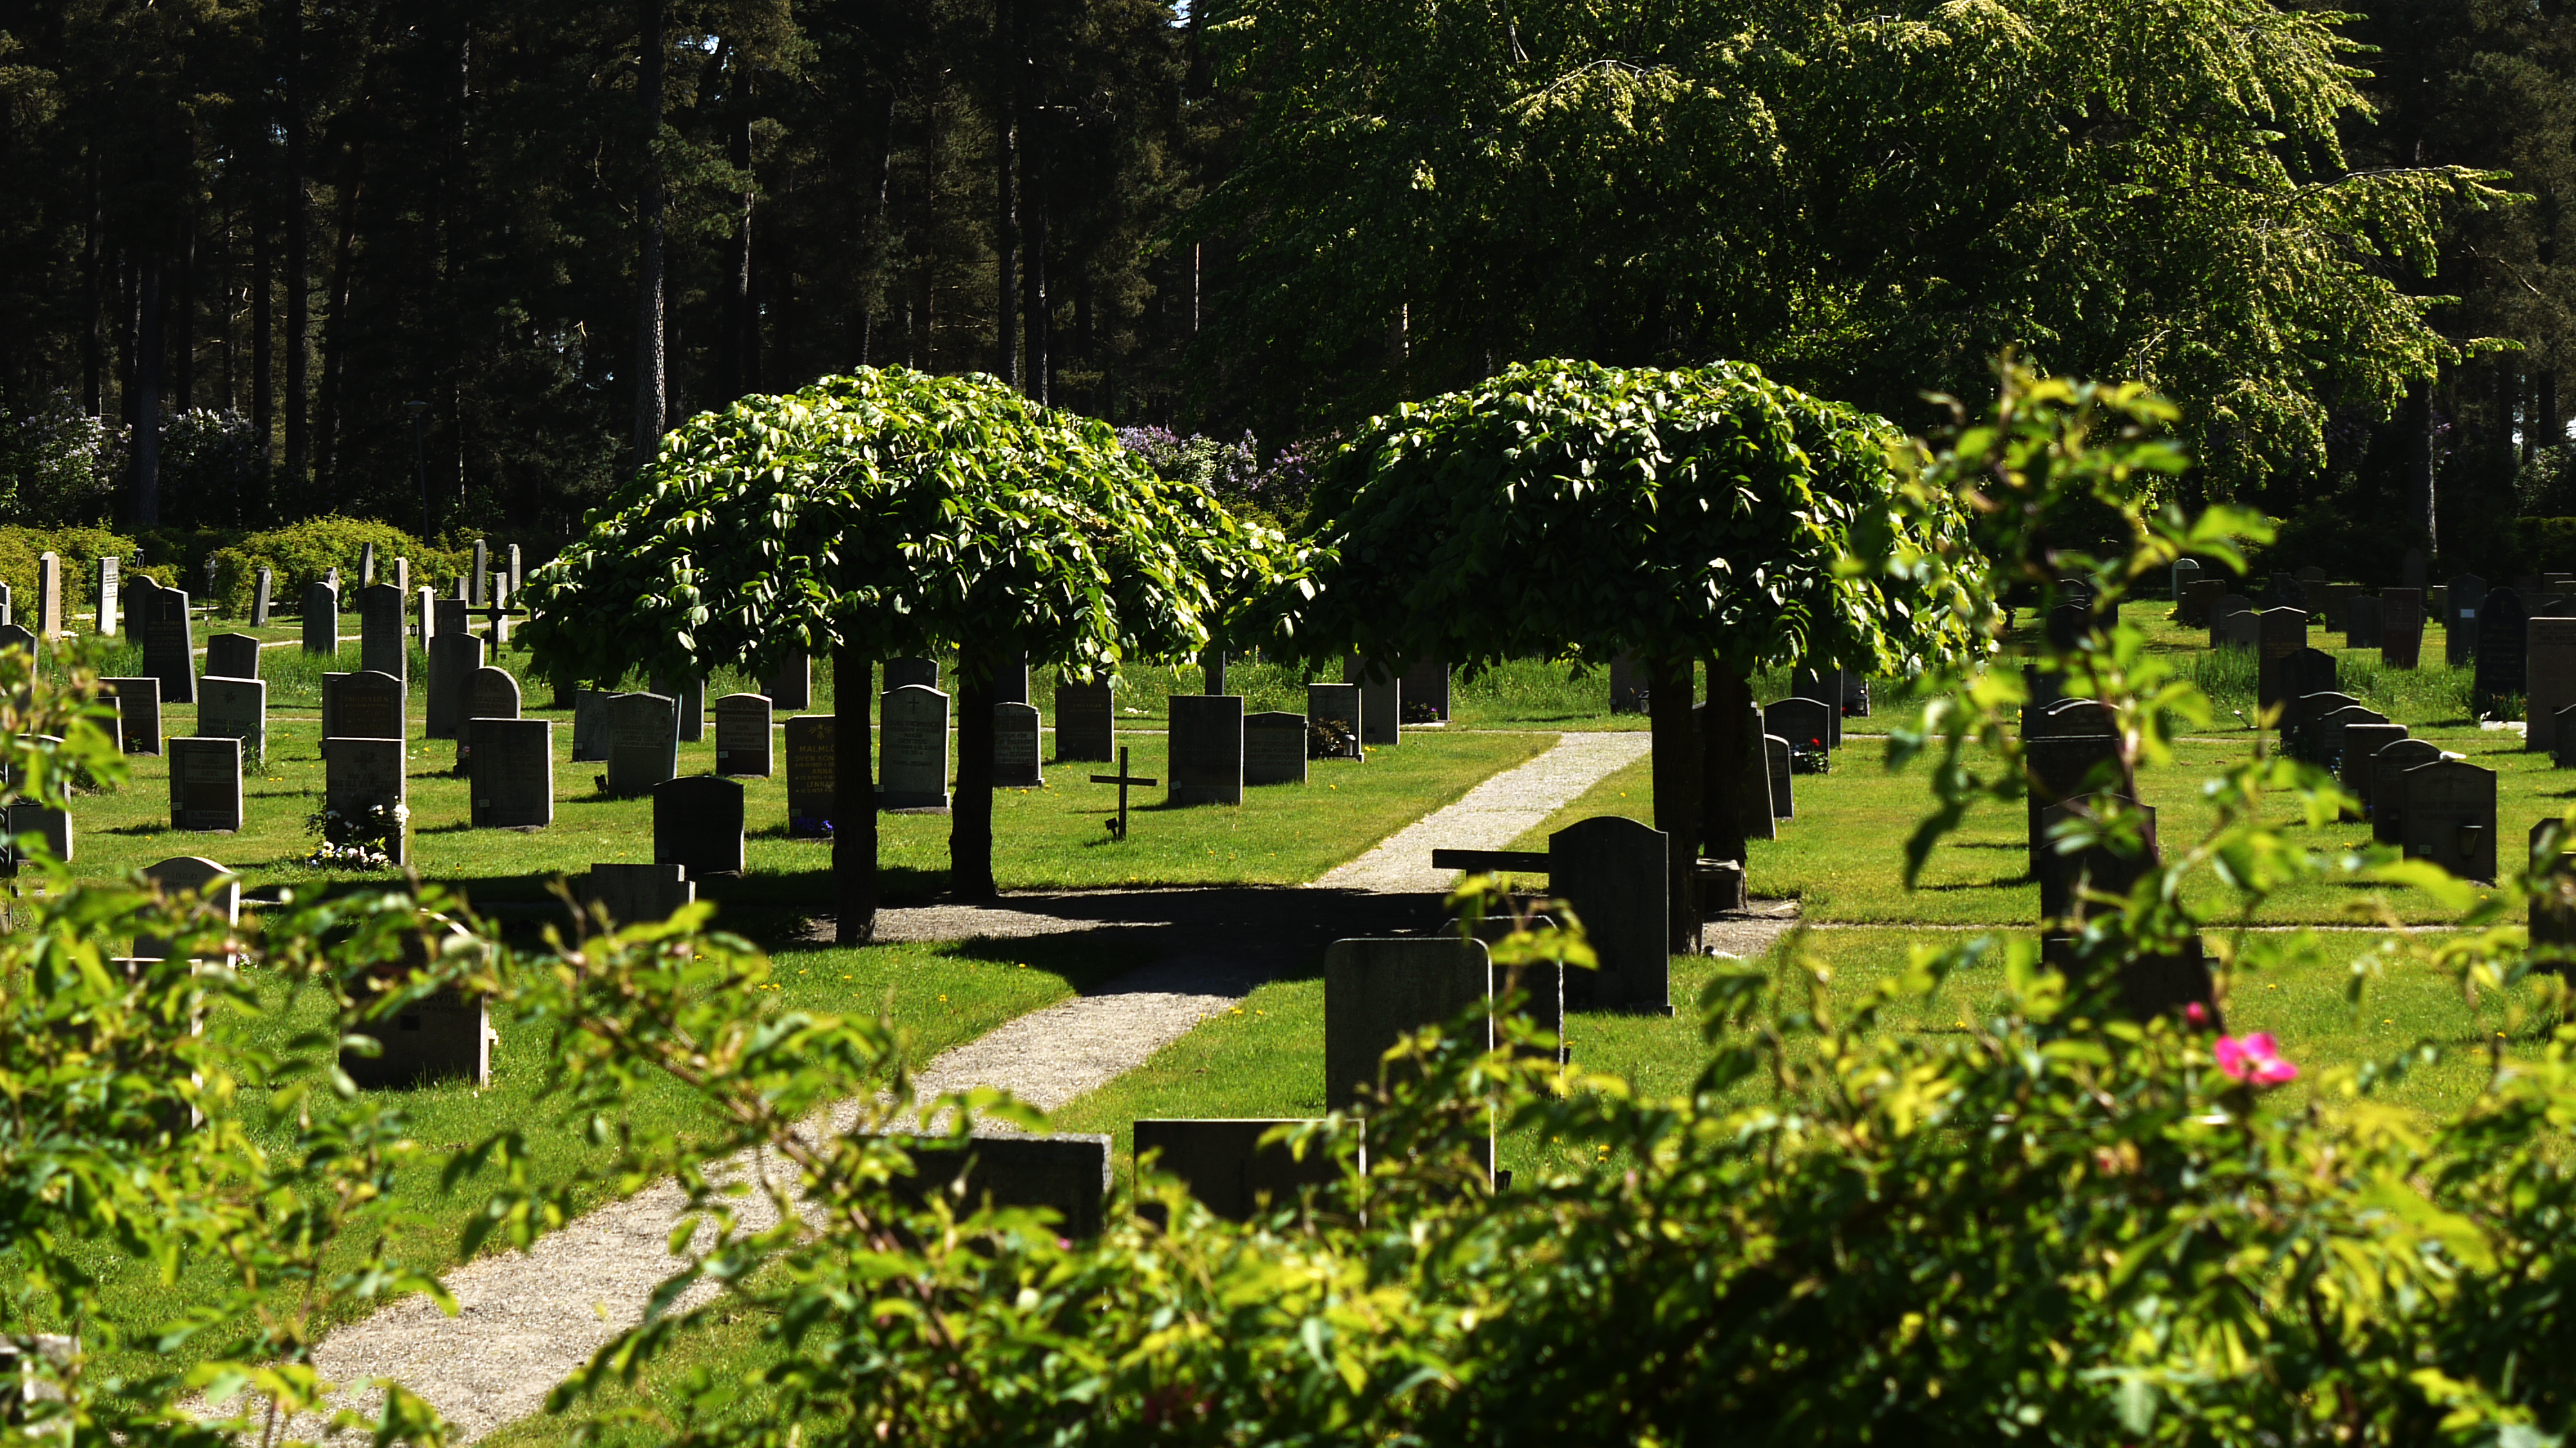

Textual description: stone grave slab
[2371,738,2445,844]
[466,665,521,723]
[358,583,405,678]
[140,586,194,705]
[1306,683,1364,759]
[1764,697,1833,763]
[1054,678,1115,761]
[2215,608,2257,651]
[2450,573,2487,666]
[582,862,695,927]
[2401,759,2497,883]
[2383,587,2424,669]
[886,658,939,691]
[102,677,161,755]
[2180,578,2224,627]
[990,654,1032,707]
[1403,659,1451,721]
[2532,616,2576,753]
[252,567,270,625]
[1549,815,1671,1013]
[0,623,30,656]
[654,776,746,879]
[1245,711,1308,785]
[303,582,341,656]
[205,632,260,680]
[651,671,706,743]
[714,692,773,777]
[1323,937,1496,1114]
[424,633,485,742]
[1609,652,1645,714]
[1132,1119,1346,1223]
[2255,613,2308,713]
[2037,798,2156,921]
[323,737,408,865]
[994,702,1043,788]
[1766,734,1792,821]
[571,689,612,761]
[784,716,835,835]
[95,556,117,635]
[605,692,680,796]
[1343,654,1400,746]
[1166,695,1245,806]
[763,654,811,711]
[886,1134,1113,1239]
[343,986,491,1090]
[2345,595,2382,650]
[2340,722,2409,818]
[470,719,553,828]
[2313,705,2389,772]
[880,684,951,810]
[167,737,243,832]
[133,855,240,963]
[35,553,59,636]
[196,676,265,763]
[2477,587,2530,705]
[2171,557,2201,603]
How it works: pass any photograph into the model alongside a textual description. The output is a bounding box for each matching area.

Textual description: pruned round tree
[1264,358,1993,943]
[524,367,1271,935]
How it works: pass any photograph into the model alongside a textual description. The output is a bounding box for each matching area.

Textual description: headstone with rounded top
[784,716,835,834]
[1054,678,1115,761]
[102,677,161,755]
[2371,739,2445,845]
[2401,759,2497,883]
[1549,815,1672,1013]
[879,684,951,810]
[654,776,746,880]
[2256,617,2313,713]
[1245,711,1308,786]
[1765,697,1833,767]
[1167,695,1245,806]
[134,855,239,964]
[714,692,773,777]
[1794,667,1847,747]
[2313,704,2389,771]
[2341,722,2409,818]
[2171,557,2201,602]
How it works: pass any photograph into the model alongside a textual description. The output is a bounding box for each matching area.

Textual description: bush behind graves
[0,523,143,618]
[208,516,468,619]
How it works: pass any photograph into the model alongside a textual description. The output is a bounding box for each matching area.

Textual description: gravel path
[287,729,1651,1442]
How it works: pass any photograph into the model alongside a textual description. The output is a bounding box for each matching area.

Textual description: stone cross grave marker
[885,657,938,691]
[714,692,773,777]
[2340,722,2409,819]
[134,855,240,964]
[141,586,195,705]
[198,676,266,763]
[650,670,706,743]
[1167,694,1245,806]
[2371,738,2445,844]
[605,691,680,796]
[424,632,484,740]
[167,737,242,832]
[35,552,60,636]
[1549,815,1672,1013]
[2403,759,2497,883]
[101,677,160,755]
[2345,595,2383,650]
[1763,697,1833,767]
[1403,659,1451,722]
[1130,1119,1344,1224]
[1344,654,1401,746]
[324,737,407,865]
[1307,682,1364,760]
[2477,587,2530,705]
[784,716,834,835]
[252,567,271,625]
[879,685,951,810]
[763,654,811,712]
[583,862,694,927]
[1609,651,1646,714]
[303,581,341,656]
[571,688,611,761]
[1245,711,1309,786]
[2179,578,2224,627]
[471,719,552,829]
[1091,746,1156,840]
[655,776,746,880]
[95,556,117,636]
[205,632,260,680]
[332,670,404,741]
[2382,587,2424,669]
[358,584,404,678]
[1322,937,1499,1174]
[1053,678,1114,761]
[994,701,1043,788]
[2449,573,2487,666]
[2255,609,2308,714]
[2532,616,2576,754]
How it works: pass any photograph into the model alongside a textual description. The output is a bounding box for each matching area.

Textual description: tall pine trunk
[834,645,878,944]
[132,252,164,527]
[726,65,756,401]
[82,152,102,416]
[634,0,667,464]
[1647,654,1701,955]
[951,649,999,899]
[993,0,1017,387]
[251,142,274,500]
[2405,379,2436,555]
[285,0,310,489]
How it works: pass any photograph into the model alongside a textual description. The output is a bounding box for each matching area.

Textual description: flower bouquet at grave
[303,801,406,871]
[1790,743,1831,775]
[1307,716,1359,759]
[790,811,833,839]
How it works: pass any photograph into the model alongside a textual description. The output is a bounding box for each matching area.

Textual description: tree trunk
[1700,660,1754,861]
[285,0,310,489]
[634,0,667,464]
[132,252,164,527]
[251,160,274,492]
[2405,378,2436,555]
[951,649,999,899]
[173,220,195,413]
[1647,654,1701,955]
[726,70,756,401]
[993,0,1017,387]
[1019,73,1047,405]
[858,86,895,367]
[834,645,878,944]
[2544,370,2561,452]
[315,127,366,496]
[82,151,102,416]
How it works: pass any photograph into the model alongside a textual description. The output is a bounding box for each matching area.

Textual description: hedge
[0,526,144,626]
[207,517,466,618]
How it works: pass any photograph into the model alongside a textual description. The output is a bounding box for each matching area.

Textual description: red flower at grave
[2213,1032,2298,1086]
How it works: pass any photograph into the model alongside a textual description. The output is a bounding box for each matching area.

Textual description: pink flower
[2184,1002,2208,1027]
[2213,1033,2298,1085]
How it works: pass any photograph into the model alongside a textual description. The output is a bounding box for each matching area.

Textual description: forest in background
[0,0,2570,576]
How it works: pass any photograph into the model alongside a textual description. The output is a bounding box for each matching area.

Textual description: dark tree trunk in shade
[132,252,164,527]
[82,153,101,416]
[251,140,274,492]
[858,87,894,365]
[2544,371,2561,452]
[2405,379,2436,555]
[835,645,878,944]
[1647,654,1701,955]
[285,0,310,488]
[634,0,667,463]
[173,222,194,412]
[951,651,999,899]
[993,0,1017,387]
[726,75,756,401]
[1700,660,1754,862]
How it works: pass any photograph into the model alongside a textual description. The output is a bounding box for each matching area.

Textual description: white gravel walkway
[284,729,1649,1442]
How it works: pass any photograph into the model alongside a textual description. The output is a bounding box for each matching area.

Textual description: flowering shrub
[1116,424,1321,524]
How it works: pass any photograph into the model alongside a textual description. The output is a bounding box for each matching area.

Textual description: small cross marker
[1090,746,1157,840]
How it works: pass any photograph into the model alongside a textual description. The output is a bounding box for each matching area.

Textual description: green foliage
[1265,357,1994,676]
[209,517,466,618]
[0,390,118,526]
[524,368,1279,686]
[0,523,140,619]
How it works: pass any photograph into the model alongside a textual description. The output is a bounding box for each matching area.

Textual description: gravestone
[2371,738,2445,844]
[167,737,243,832]
[2024,731,2121,875]
[1245,711,1309,785]
[466,665,521,722]
[1200,647,1227,696]
[2404,547,2429,589]
[1306,682,1364,759]
[1842,672,1871,718]
[134,856,240,964]
[2322,583,2360,633]
[994,702,1043,788]
[2345,595,2383,650]
[1403,659,1451,721]
[489,575,512,646]
[1166,694,1245,806]
[1343,654,1400,746]
[605,692,680,796]
[0,623,28,656]
[991,654,1032,707]
[415,586,437,645]
[1551,815,1672,1013]
[341,953,490,1089]
[2532,616,2576,753]
[2449,574,2487,666]
[650,671,705,743]
[358,584,405,678]
[2340,723,2409,818]
[253,566,272,625]
[94,556,117,635]
[101,677,160,755]
[0,579,10,624]
[1609,652,1645,714]
[1132,1119,1345,1223]
[470,718,552,828]
[507,543,522,594]
[654,776,746,879]
[140,586,194,705]
[2179,578,2225,627]
[583,862,694,926]
[2401,759,2497,883]
[2383,587,2424,669]
[2313,705,2390,771]
[1054,678,1115,761]
[571,689,612,761]
[392,556,409,595]
[886,1134,1114,1239]
[784,716,835,835]
[205,632,260,680]
[1696,701,1772,844]
[763,654,811,711]
[714,693,773,777]
[329,671,402,743]
[2559,707,2576,768]
[2208,593,2252,647]
[2476,587,2530,705]
[323,737,407,865]
[35,553,59,636]
[2037,799,2157,921]
[880,685,952,810]
[1794,668,1848,748]
[2282,651,2339,724]
[434,597,469,640]
[471,539,488,605]
[424,633,485,740]
[2214,607,2257,652]
[197,676,265,763]
[2256,609,2308,713]
[886,658,939,691]
[360,542,376,586]
[1323,937,1496,1114]
[5,799,73,865]
[302,581,340,656]
[2263,575,2302,607]
[1763,697,1833,763]
[1767,734,1792,819]
[2171,557,2201,602]
[2284,690,2357,754]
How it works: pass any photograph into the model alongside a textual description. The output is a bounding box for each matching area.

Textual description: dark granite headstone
[2476,587,2529,704]
[470,718,553,828]
[323,736,407,864]
[1306,683,1364,759]
[2449,574,2487,666]
[1166,695,1245,806]
[1766,734,1792,820]
[2256,610,2308,714]
[359,583,406,679]
[654,776,746,879]
[582,862,695,926]
[605,691,680,796]
[1245,711,1308,785]
[2340,723,2408,818]
[1131,1119,1345,1223]
[763,654,811,711]
[2401,759,2497,883]
[1323,937,1496,1117]
[1549,816,1671,1013]
[2382,587,2423,669]
[1054,678,1115,761]
[425,633,485,740]
[2179,578,2224,627]
[993,701,1043,788]
[2344,595,2382,650]
[1763,697,1833,761]
[784,716,835,835]
[1343,654,1400,747]
[2530,616,2576,753]
[140,586,195,705]
[714,692,773,777]
[1402,659,1450,721]
[2371,739,2445,844]
[101,677,161,755]
[878,684,950,809]
[197,676,266,763]
[167,737,242,832]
